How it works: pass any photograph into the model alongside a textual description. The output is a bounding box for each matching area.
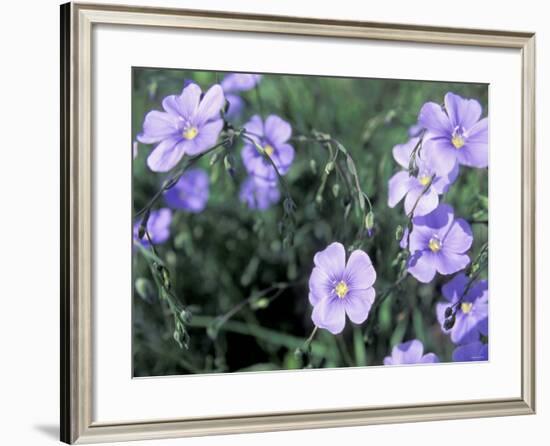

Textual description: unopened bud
[365,211,375,230]
[444,314,456,330]
[395,225,404,241]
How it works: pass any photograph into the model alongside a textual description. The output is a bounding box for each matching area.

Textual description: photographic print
[132,68,489,377]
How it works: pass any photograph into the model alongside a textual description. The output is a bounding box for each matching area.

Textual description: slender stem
[214,281,296,330]
[406,174,435,219]
[337,336,354,367]
[135,137,231,219]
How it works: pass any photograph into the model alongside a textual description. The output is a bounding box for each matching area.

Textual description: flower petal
[194,84,224,126]
[138,111,180,144]
[407,250,437,283]
[388,171,414,208]
[452,341,488,362]
[414,203,454,234]
[313,242,346,281]
[392,339,424,364]
[264,115,292,145]
[308,266,332,305]
[431,161,459,194]
[311,296,346,335]
[176,82,202,119]
[422,138,458,175]
[392,138,419,169]
[442,273,468,303]
[457,118,488,168]
[434,251,470,275]
[450,312,481,344]
[146,136,184,172]
[186,119,223,156]
[443,218,473,254]
[419,353,439,363]
[418,102,452,137]
[244,115,264,142]
[344,288,375,324]
[274,143,295,171]
[404,185,439,217]
[444,92,482,130]
[344,250,376,290]
[224,94,245,118]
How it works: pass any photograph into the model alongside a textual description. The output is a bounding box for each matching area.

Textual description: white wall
[0,0,546,445]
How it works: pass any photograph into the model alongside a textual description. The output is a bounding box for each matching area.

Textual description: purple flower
[164,168,209,213]
[138,83,225,172]
[388,137,458,217]
[419,92,488,174]
[383,339,439,365]
[407,204,473,283]
[436,273,488,344]
[239,176,280,210]
[133,208,172,246]
[308,242,376,335]
[221,73,262,118]
[241,115,295,185]
[452,341,488,362]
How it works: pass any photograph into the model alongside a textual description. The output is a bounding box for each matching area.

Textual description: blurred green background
[132,68,488,376]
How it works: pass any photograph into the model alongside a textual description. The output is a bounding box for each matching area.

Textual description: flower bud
[309,159,317,174]
[444,306,453,318]
[444,314,456,330]
[365,211,375,231]
[395,225,404,241]
[180,309,192,324]
[324,161,334,175]
[332,183,340,198]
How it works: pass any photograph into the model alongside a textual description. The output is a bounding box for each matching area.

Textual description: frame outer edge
[60,2,71,443]
[62,3,537,443]
[521,34,536,413]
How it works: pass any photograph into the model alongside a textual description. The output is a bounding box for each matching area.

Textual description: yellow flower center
[451,134,465,149]
[264,144,274,156]
[183,126,199,140]
[334,281,349,299]
[461,302,473,314]
[428,237,441,252]
[419,175,431,186]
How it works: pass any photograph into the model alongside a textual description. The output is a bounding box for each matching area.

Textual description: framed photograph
[60,2,536,444]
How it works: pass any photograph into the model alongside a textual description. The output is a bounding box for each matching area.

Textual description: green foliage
[132,68,488,376]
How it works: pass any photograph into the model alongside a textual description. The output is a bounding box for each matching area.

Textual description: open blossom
[133,208,172,246]
[436,273,488,344]
[452,341,488,362]
[419,92,488,174]
[138,83,225,172]
[308,242,376,335]
[164,168,209,213]
[221,73,262,118]
[241,115,295,185]
[407,204,473,283]
[239,176,280,210]
[383,339,439,365]
[388,137,458,217]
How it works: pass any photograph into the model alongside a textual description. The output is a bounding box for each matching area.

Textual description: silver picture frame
[60,2,536,443]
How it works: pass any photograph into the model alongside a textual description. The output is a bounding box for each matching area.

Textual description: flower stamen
[263,144,274,157]
[334,281,349,299]
[461,302,473,314]
[451,126,466,149]
[419,175,431,186]
[183,126,199,140]
[428,237,442,253]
